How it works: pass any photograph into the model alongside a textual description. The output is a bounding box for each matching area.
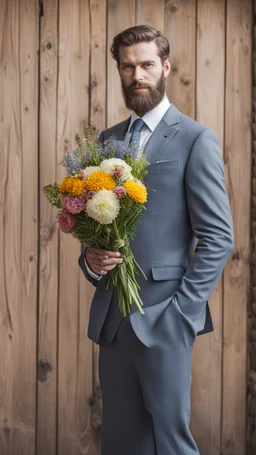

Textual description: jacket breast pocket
[151,265,184,281]
[147,159,178,173]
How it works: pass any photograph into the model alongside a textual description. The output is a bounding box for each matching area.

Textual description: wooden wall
[0,1,252,454]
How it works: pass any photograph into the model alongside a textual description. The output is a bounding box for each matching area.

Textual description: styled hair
[111,25,170,65]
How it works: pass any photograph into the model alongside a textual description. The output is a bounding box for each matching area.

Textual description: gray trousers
[99,299,200,455]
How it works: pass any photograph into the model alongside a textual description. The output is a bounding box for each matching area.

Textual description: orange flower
[123,180,147,203]
[60,177,86,196]
[84,171,115,192]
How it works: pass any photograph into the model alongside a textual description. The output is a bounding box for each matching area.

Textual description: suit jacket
[78,104,234,347]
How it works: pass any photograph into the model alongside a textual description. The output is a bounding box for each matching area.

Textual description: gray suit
[79,104,234,454]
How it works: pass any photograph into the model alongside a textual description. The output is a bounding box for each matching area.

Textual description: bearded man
[78,25,234,455]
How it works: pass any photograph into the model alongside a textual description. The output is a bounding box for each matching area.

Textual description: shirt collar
[128,96,171,133]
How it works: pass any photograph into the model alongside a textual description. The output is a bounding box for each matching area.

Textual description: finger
[93,249,122,259]
[101,257,123,265]
[88,256,123,267]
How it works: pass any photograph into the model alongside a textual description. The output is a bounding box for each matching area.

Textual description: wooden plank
[107,0,136,127]
[136,0,164,31]
[90,1,107,450]
[222,1,252,454]
[190,1,225,454]
[57,1,97,454]
[0,1,38,454]
[164,0,196,118]
[248,5,256,455]
[37,1,59,454]
[90,0,107,137]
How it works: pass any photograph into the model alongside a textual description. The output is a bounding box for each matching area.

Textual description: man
[78,25,234,455]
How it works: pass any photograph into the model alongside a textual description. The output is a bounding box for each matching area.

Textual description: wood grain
[136,0,164,31]
[0,1,38,454]
[164,0,196,118]
[107,0,136,127]
[0,1,253,454]
[90,0,107,136]
[90,1,107,450]
[37,1,59,454]
[57,1,96,454]
[190,1,225,454]
[222,1,252,454]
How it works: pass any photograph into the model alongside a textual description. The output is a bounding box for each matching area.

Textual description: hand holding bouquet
[43,127,149,317]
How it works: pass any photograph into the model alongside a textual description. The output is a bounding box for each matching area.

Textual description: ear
[163,58,171,78]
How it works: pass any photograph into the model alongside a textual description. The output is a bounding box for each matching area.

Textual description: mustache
[128,81,152,90]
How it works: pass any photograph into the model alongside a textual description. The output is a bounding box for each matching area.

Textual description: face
[117,41,171,117]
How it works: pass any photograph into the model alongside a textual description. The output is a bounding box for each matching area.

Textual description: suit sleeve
[78,247,100,287]
[175,128,234,312]
[77,130,105,287]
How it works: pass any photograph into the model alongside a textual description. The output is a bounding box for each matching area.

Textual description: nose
[133,66,143,82]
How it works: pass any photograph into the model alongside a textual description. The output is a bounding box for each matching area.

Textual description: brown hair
[111,25,170,65]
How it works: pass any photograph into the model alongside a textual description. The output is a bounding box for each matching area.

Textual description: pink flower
[113,186,126,199]
[61,195,68,209]
[82,190,96,201]
[113,167,124,178]
[65,195,86,214]
[58,209,76,233]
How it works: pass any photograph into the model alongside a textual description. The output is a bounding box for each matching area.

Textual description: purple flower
[61,149,83,175]
[100,137,139,159]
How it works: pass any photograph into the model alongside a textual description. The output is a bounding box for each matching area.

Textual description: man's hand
[86,247,123,275]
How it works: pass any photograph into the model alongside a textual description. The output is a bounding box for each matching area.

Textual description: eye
[122,64,133,70]
[144,63,153,68]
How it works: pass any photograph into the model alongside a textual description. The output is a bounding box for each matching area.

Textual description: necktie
[129,118,145,147]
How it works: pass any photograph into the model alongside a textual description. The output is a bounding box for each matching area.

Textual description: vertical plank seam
[221,1,228,453]
[105,0,108,130]
[36,0,41,453]
[248,2,255,454]
[88,0,95,401]
[195,0,198,121]
[88,0,92,128]
[56,1,60,453]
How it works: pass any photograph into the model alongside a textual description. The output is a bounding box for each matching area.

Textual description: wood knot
[231,251,240,261]
[46,42,52,50]
[90,79,98,89]
[89,396,95,407]
[40,225,55,243]
[180,74,192,87]
[38,359,53,382]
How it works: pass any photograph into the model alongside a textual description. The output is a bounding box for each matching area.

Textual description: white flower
[81,166,101,180]
[128,175,142,184]
[100,158,132,180]
[86,189,120,224]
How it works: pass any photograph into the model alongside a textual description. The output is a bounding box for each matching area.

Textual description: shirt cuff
[84,257,102,281]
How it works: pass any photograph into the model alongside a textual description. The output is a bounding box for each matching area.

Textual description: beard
[121,71,166,117]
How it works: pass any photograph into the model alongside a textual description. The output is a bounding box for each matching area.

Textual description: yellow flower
[60,177,86,196]
[123,180,147,203]
[60,177,73,193]
[70,179,87,196]
[84,171,116,192]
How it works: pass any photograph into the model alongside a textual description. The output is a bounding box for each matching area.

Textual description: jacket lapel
[112,117,131,140]
[144,104,180,163]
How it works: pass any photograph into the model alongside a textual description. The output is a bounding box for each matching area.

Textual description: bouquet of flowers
[43,127,149,317]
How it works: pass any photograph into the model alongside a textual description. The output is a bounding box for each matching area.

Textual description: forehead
[118,41,160,64]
